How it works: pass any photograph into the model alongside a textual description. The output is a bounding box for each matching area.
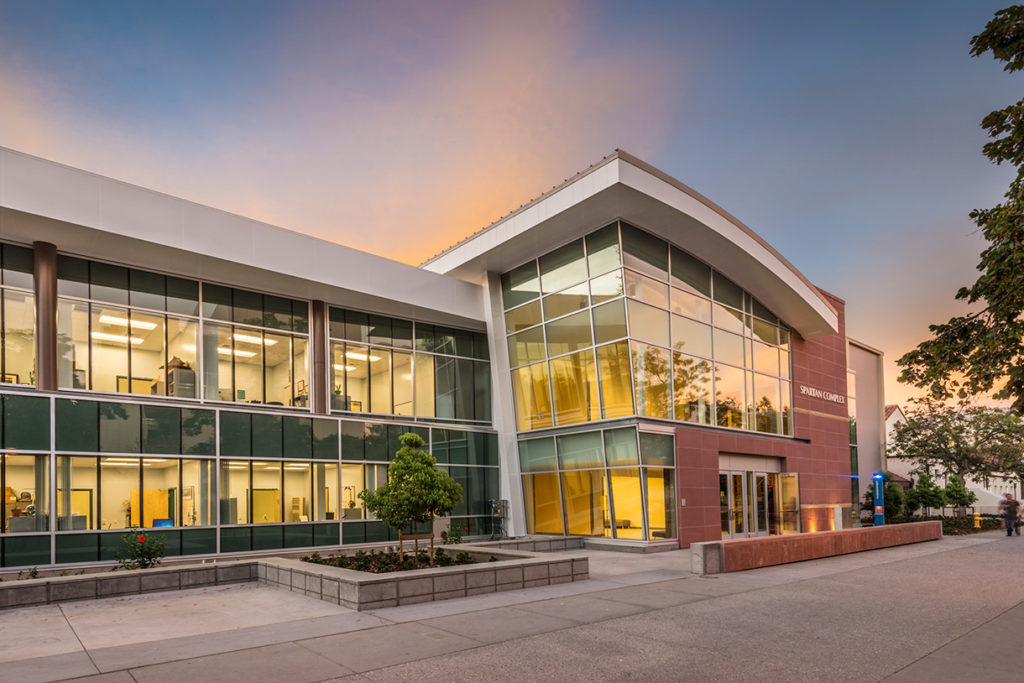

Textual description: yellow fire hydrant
[974,512,982,529]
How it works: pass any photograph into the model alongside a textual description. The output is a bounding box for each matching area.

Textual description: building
[0,146,882,568]
[847,340,886,506]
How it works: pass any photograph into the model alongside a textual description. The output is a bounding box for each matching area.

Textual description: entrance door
[720,470,773,538]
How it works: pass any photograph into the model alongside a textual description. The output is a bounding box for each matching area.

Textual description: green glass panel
[292,300,309,334]
[474,362,491,422]
[263,295,293,331]
[313,523,340,546]
[501,261,541,309]
[414,322,435,352]
[219,412,252,458]
[4,535,51,567]
[340,421,364,460]
[486,467,499,501]
[365,521,388,543]
[312,419,338,460]
[518,437,557,473]
[449,467,470,516]
[639,432,675,466]
[447,431,468,464]
[670,246,711,297]
[473,333,489,360]
[620,223,668,279]
[2,243,34,289]
[252,414,283,459]
[57,255,90,298]
[364,423,387,461]
[434,327,455,355]
[368,315,392,346]
[252,525,283,550]
[201,283,232,321]
[455,358,475,420]
[342,521,366,545]
[181,408,215,455]
[56,533,99,564]
[142,405,181,454]
[283,416,312,458]
[483,433,499,467]
[99,532,125,561]
[129,269,166,311]
[232,289,263,326]
[556,431,604,469]
[586,223,621,276]
[90,261,129,305]
[181,528,217,555]
[98,402,140,453]
[752,298,778,324]
[454,329,474,358]
[431,429,449,464]
[391,318,412,350]
[387,424,404,459]
[284,524,314,548]
[4,394,50,450]
[712,272,744,309]
[604,427,639,466]
[592,299,627,344]
[158,530,182,557]
[166,276,200,316]
[220,527,252,552]
[466,432,488,466]
[345,311,369,343]
[328,307,346,339]
[56,399,98,452]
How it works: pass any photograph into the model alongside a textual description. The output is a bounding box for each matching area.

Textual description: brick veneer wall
[675,291,853,548]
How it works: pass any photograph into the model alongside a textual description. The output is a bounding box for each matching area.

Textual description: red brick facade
[675,291,852,548]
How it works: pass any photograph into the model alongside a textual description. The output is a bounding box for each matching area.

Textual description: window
[3,454,48,532]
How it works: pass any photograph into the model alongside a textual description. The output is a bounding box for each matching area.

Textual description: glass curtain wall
[501,222,793,436]
[329,309,490,422]
[518,427,675,540]
[0,244,36,387]
[55,256,310,407]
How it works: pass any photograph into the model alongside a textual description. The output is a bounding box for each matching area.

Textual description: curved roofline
[421,150,839,338]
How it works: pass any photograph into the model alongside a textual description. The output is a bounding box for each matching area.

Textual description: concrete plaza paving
[1,531,1021,682]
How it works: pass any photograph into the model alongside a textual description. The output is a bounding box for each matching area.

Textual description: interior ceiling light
[233,333,276,345]
[97,314,158,330]
[91,331,143,345]
[217,347,257,358]
[345,351,381,362]
[332,364,357,372]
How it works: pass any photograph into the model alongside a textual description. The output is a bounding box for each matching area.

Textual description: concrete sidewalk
[0,531,1019,682]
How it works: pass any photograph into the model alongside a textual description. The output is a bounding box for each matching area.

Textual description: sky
[0,0,1018,408]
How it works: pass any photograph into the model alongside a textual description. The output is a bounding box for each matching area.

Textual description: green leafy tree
[904,487,922,517]
[889,400,1024,495]
[943,477,978,516]
[884,481,905,521]
[898,6,1024,410]
[913,473,949,516]
[359,432,462,565]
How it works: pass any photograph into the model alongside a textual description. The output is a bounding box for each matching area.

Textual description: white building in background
[885,403,1017,514]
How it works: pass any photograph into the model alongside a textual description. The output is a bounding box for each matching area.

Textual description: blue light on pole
[872,473,885,526]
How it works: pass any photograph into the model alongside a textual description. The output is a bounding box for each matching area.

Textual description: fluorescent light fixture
[233,333,276,345]
[141,459,168,463]
[332,364,356,372]
[91,331,143,345]
[227,465,248,470]
[98,314,158,331]
[100,462,140,467]
[263,466,281,471]
[217,347,257,358]
[345,351,382,362]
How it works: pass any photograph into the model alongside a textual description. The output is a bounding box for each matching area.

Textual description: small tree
[904,487,922,517]
[883,481,905,521]
[360,432,462,566]
[944,477,978,516]
[115,529,166,570]
[913,473,949,516]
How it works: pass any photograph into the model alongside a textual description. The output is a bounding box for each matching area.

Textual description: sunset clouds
[0,0,1018,407]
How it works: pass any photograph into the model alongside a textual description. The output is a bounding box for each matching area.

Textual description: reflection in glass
[545,310,592,357]
[511,362,552,431]
[556,431,604,469]
[592,299,627,344]
[752,341,779,376]
[671,315,712,358]
[646,467,675,539]
[501,261,540,309]
[550,349,598,425]
[603,428,639,466]
[543,283,589,320]
[181,459,214,526]
[518,437,557,472]
[220,461,250,524]
[508,326,546,367]
[314,462,338,521]
[393,351,414,415]
[561,470,609,536]
[4,454,48,532]
[624,269,669,308]
[621,223,668,279]
[670,245,711,296]
[522,473,565,534]
[626,299,669,347]
[754,373,781,434]
[670,287,712,323]
[715,363,746,429]
[505,300,541,333]
[597,342,634,418]
[58,456,97,530]
[674,352,712,424]
[589,269,623,303]
[586,223,621,276]
[539,239,587,293]
[414,353,435,417]
[713,328,744,366]
[712,302,745,334]
[58,299,90,390]
[631,342,671,419]
[608,468,643,539]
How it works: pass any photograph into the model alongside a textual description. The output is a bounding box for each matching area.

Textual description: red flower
[464,528,469,533]
[440,531,447,537]
[138,535,146,543]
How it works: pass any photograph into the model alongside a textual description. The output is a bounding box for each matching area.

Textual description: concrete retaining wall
[691,521,943,575]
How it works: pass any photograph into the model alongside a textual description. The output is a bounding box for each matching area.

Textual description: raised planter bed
[0,543,589,611]
[690,521,942,575]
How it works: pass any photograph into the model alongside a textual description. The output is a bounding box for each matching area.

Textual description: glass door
[721,470,775,538]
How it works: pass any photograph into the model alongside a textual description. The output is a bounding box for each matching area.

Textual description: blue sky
[0,0,1017,405]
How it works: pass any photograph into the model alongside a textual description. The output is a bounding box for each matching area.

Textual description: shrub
[115,529,166,570]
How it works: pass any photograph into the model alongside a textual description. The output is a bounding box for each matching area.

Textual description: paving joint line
[57,601,103,679]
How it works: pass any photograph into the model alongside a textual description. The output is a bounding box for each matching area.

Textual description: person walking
[998,493,1021,537]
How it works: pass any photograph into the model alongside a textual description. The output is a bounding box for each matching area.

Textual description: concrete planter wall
[259,545,590,610]
[0,544,589,611]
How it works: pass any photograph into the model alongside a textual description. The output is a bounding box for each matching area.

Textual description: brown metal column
[310,300,329,414]
[33,241,58,391]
